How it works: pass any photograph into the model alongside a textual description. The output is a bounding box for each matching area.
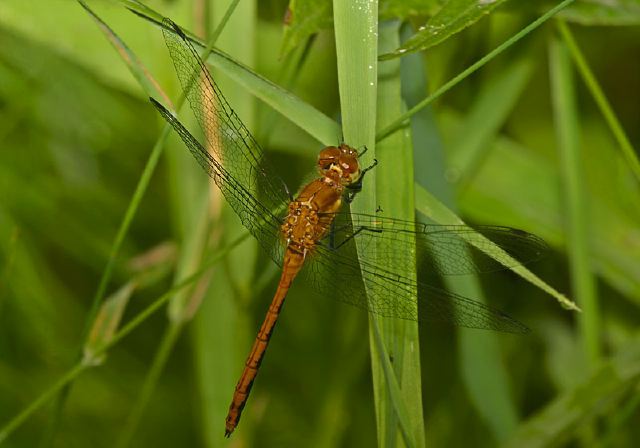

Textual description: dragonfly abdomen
[225,248,305,437]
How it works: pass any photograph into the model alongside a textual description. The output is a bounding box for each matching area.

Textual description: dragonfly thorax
[317,144,360,186]
[282,201,322,253]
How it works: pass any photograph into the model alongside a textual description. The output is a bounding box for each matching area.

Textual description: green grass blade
[77,0,172,106]
[556,20,640,184]
[374,20,425,448]
[402,43,519,441]
[333,2,409,447]
[376,0,577,142]
[332,2,377,150]
[549,33,600,367]
[380,0,510,60]
[370,318,418,448]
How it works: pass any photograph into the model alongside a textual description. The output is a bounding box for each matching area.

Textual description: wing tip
[162,17,187,40]
[149,96,168,113]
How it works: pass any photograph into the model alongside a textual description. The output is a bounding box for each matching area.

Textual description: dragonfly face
[317,143,361,186]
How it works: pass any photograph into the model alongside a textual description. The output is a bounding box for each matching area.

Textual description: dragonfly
[150,19,546,437]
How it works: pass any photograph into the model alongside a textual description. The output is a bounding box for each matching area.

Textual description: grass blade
[333,2,416,447]
[402,40,519,441]
[380,0,510,60]
[556,20,640,184]
[415,185,579,311]
[370,318,418,448]
[77,0,172,106]
[374,19,425,448]
[549,32,601,366]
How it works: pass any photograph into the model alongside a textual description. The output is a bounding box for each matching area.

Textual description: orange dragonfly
[151,19,546,437]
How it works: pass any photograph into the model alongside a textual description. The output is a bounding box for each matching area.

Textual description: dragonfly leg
[346,158,378,203]
[333,225,382,249]
[326,221,371,249]
[328,219,337,249]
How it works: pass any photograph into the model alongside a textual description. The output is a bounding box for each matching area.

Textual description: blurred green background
[0,0,639,447]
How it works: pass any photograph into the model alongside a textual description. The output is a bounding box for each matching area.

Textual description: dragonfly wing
[151,99,285,266]
[303,215,529,333]
[335,213,547,276]
[161,19,291,209]
[151,19,292,265]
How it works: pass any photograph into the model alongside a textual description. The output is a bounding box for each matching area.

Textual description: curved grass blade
[379,0,510,60]
[78,0,172,107]
[415,184,579,311]
[557,20,640,184]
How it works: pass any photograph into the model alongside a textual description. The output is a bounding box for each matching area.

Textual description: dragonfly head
[317,144,361,186]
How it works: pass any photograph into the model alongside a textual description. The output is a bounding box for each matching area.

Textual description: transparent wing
[330,213,547,275]
[153,19,538,332]
[161,19,291,209]
[151,99,285,265]
[300,213,540,332]
[152,19,292,265]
